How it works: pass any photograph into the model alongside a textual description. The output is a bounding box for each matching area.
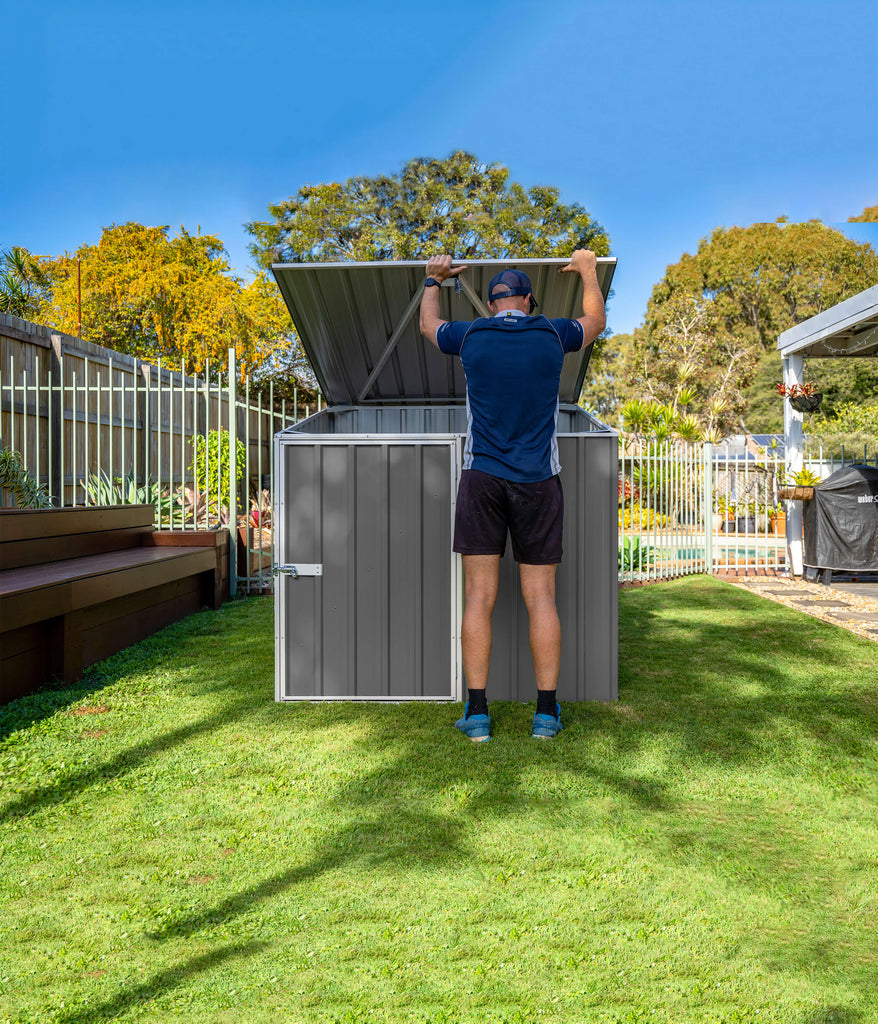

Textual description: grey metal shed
[270,258,618,703]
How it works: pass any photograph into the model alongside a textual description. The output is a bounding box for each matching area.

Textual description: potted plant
[778,467,821,501]
[775,382,823,413]
[715,495,738,532]
[769,503,786,536]
[722,499,760,534]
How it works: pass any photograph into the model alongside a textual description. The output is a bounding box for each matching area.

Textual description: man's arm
[559,249,606,347]
[419,254,467,348]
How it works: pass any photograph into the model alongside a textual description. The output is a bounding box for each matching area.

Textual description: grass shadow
[134,580,878,962]
[0,695,257,823]
[55,941,268,1024]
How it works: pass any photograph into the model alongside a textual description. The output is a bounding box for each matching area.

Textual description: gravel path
[716,573,878,642]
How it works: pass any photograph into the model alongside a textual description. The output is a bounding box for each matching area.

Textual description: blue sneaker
[454,702,490,742]
[532,702,563,739]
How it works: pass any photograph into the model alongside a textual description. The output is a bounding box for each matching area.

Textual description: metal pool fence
[617,438,877,582]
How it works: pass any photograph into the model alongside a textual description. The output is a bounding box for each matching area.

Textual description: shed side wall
[485,433,618,701]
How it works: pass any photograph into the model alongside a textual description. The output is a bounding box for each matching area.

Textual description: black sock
[536,690,558,717]
[466,688,488,717]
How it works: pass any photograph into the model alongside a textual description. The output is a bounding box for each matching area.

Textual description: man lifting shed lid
[419,250,607,741]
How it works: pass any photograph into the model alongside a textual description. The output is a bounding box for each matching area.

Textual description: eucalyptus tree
[246,151,610,266]
[592,219,877,437]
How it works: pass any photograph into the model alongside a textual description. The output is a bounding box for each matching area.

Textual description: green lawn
[1,576,876,1024]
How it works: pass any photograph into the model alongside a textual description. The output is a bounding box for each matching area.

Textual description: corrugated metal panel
[276,405,618,702]
[484,432,618,701]
[288,403,614,436]
[275,438,458,699]
[271,258,616,405]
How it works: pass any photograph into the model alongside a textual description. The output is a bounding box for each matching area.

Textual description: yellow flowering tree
[40,222,297,380]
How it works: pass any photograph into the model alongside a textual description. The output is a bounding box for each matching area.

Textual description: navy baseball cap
[487,268,537,306]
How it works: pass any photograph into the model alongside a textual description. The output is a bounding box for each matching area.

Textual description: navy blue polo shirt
[437,311,584,482]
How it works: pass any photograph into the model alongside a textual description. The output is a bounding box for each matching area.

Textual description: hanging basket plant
[778,468,820,501]
[789,393,823,412]
[778,485,815,500]
[775,382,823,412]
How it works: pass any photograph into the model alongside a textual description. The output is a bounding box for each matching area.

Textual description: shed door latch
[273,564,323,579]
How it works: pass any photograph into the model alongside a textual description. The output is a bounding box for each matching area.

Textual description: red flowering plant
[247,488,272,529]
[619,478,640,506]
[775,382,818,398]
[776,381,823,412]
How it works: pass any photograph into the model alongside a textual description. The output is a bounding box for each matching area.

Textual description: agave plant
[618,536,656,572]
[80,470,176,524]
[176,486,230,527]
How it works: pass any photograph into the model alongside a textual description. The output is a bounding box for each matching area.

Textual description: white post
[228,347,238,598]
[703,442,714,573]
[783,353,805,576]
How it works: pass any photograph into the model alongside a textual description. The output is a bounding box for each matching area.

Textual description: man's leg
[461,554,501,690]
[520,562,563,738]
[519,563,560,690]
[454,554,501,741]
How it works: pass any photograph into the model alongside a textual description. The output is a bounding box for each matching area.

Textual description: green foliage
[246,151,610,266]
[808,400,878,436]
[792,467,821,486]
[0,445,53,507]
[80,469,175,524]
[740,349,785,433]
[39,223,298,379]
[648,220,877,352]
[804,400,878,459]
[0,245,51,319]
[189,429,246,518]
[806,358,878,420]
[579,331,638,426]
[620,398,704,443]
[743,351,878,435]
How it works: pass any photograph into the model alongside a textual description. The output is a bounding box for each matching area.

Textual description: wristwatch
[424,278,442,288]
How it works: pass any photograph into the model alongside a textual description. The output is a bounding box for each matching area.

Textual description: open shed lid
[271,257,616,405]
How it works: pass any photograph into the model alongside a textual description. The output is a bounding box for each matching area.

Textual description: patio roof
[777,284,878,358]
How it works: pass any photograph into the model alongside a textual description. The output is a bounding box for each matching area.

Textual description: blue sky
[2,0,876,336]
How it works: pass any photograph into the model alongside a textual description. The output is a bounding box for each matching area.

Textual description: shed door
[275,438,460,700]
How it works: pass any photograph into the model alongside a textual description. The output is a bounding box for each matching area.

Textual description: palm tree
[621,398,651,440]
[0,246,50,320]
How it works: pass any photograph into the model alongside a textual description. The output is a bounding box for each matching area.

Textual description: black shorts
[453,469,563,565]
